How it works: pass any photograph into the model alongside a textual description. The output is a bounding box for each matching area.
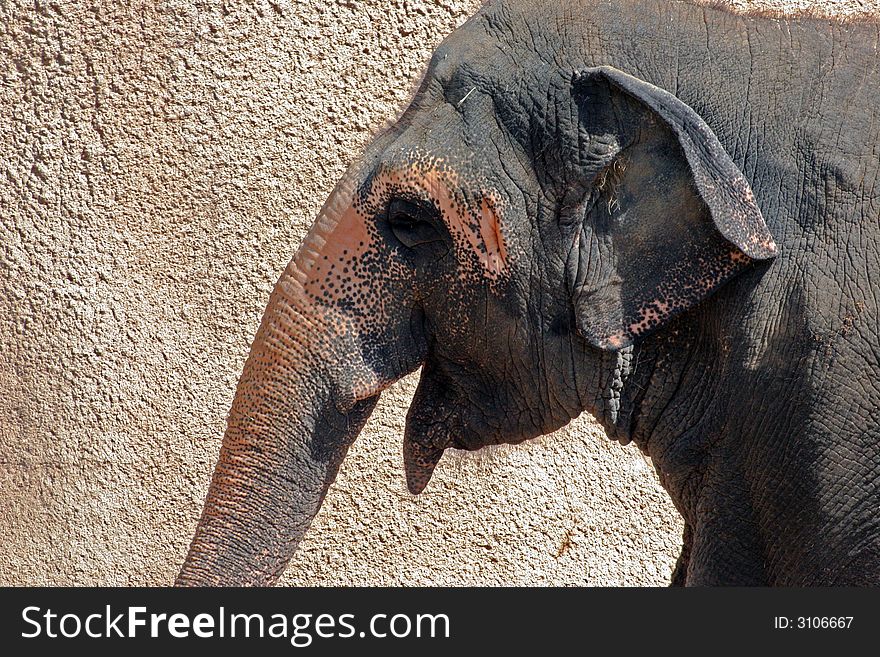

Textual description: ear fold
[567,66,777,350]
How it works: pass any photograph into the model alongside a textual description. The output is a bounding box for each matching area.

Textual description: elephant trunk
[175,270,376,586]
[176,169,420,586]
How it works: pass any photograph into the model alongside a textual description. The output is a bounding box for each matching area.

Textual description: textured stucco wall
[0,0,873,586]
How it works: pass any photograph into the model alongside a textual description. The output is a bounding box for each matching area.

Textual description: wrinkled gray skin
[177,0,880,586]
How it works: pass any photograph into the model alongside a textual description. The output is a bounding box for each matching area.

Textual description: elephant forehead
[369,161,510,280]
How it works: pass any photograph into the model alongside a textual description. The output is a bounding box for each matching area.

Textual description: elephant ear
[567,66,777,350]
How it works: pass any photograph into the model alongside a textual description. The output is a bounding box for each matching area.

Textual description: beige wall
[0,0,871,586]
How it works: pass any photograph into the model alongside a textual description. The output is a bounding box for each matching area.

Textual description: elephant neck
[614,314,729,521]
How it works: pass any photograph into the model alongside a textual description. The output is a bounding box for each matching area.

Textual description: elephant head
[176,17,775,586]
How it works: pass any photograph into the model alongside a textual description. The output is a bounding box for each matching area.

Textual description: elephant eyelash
[385,197,445,249]
[385,196,440,225]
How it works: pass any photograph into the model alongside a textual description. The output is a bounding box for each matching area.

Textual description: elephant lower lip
[406,473,432,495]
[405,457,442,494]
[403,438,446,495]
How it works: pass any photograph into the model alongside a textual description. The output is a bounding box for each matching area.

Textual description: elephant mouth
[401,387,465,495]
[401,376,547,495]
[402,416,556,494]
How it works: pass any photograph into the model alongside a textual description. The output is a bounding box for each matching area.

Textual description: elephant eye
[386,198,444,249]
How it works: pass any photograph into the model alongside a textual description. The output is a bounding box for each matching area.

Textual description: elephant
[176,0,880,586]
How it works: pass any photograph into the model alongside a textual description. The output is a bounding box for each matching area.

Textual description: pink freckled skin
[477,195,509,275]
[262,158,512,402]
[729,249,750,265]
[628,300,669,335]
[298,206,373,303]
[375,161,511,280]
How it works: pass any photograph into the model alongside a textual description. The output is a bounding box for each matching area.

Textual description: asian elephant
[176,0,880,586]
